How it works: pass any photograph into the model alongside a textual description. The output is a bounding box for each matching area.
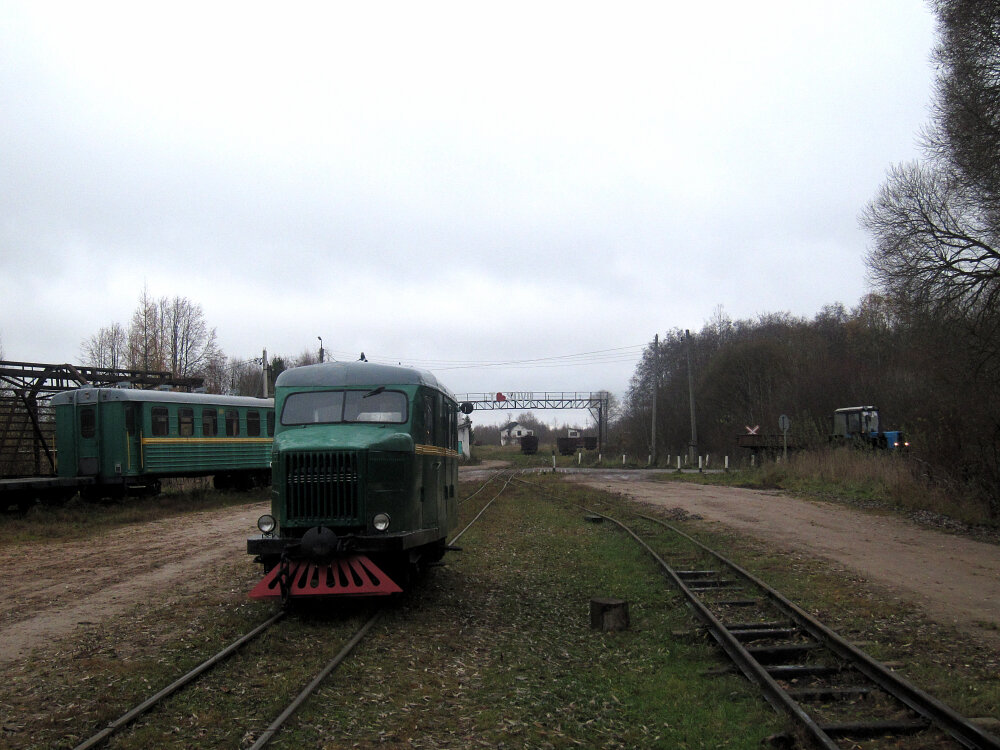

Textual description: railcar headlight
[373,513,391,532]
[257,514,276,534]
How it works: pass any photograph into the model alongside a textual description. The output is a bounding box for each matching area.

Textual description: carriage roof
[50,388,273,408]
[275,361,455,400]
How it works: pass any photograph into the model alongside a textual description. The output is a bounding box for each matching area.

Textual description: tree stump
[590,597,630,632]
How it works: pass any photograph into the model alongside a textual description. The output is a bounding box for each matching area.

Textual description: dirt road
[567,471,1000,648]
[0,501,266,665]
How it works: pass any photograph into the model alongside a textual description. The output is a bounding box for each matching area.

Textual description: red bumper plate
[249,555,402,599]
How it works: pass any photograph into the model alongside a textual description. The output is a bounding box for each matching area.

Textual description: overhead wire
[323,344,647,371]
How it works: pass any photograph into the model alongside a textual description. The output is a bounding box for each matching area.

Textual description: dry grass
[755,448,995,525]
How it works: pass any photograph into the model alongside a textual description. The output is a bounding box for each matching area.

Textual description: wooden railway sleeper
[766,664,849,678]
[746,643,823,664]
[731,627,801,641]
[819,718,931,739]
[787,686,875,702]
[686,579,740,590]
[726,621,794,630]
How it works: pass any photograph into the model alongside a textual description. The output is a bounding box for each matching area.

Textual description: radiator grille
[283,450,363,525]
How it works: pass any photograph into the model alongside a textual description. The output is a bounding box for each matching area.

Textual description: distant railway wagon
[247,361,461,599]
[555,433,597,455]
[520,435,539,454]
[50,388,274,498]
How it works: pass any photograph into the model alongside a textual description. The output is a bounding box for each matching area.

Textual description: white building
[500,422,534,446]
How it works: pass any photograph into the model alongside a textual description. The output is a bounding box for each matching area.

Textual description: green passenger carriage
[247,361,461,599]
[51,388,274,498]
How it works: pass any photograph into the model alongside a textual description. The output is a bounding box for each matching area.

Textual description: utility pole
[650,333,658,465]
[262,348,269,398]
[686,329,698,464]
[317,336,324,363]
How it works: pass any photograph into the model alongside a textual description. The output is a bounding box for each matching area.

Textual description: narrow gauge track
[514,476,1000,750]
[247,469,515,748]
[70,469,515,750]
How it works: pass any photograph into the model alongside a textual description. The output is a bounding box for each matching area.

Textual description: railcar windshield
[281,389,408,425]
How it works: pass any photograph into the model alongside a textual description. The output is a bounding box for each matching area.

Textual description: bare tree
[80,322,128,369]
[127,286,165,372]
[163,296,221,378]
[201,353,229,395]
[862,161,1000,324]
[295,348,321,367]
[927,0,1000,217]
[81,288,225,384]
[225,357,266,397]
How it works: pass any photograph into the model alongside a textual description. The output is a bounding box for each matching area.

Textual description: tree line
[80,288,316,397]
[614,0,1000,515]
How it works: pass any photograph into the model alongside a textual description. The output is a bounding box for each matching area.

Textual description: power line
[325,344,646,371]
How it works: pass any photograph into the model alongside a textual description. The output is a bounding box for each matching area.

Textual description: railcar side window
[179,408,194,437]
[266,411,275,436]
[247,410,261,437]
[435,395,447,447]
[225,409,239,437]
[80,407,96,438]
[125,404,136,435]
[203,410,218,437]
[151,407,169,436]
[423,395,434,444]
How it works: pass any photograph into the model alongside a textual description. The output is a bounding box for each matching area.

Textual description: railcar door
[124,402,141,474]
[419,392,440,529]
[75,390,101,476]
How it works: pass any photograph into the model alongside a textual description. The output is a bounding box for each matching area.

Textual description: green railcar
[51,388,274,498]
[247,361,461,598]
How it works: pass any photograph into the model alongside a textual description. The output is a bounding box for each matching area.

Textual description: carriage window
[125,404,136,435]
[225,409,239,436]
[280,390,408,425]
[247,410,261,437]
[266,411,274,436]
[80,407,96,438]
[179,408,194,437]
[344,390,407,423]
[202,410,218,437]
[282,391,345,425]
[151,407,169,436]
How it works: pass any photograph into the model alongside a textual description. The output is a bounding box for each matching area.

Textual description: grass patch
[276,475,785,748]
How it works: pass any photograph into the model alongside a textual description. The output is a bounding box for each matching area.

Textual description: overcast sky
[0,2,937,426]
